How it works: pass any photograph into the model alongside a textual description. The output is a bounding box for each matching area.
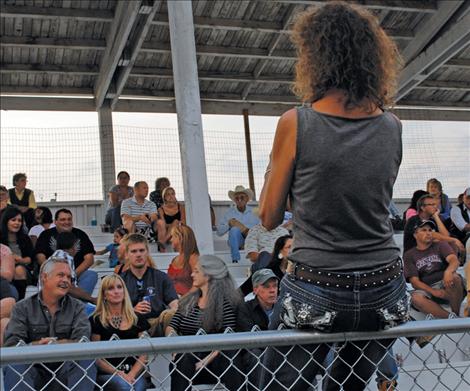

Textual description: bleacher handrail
[1,318,469,366]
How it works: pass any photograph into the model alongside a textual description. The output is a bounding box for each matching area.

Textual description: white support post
[98,100,116,203]
[167,0,214,254]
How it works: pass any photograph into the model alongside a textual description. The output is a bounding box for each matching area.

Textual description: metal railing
[1,318,469,390]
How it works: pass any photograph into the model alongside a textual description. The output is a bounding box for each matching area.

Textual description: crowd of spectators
[0,169,469,390]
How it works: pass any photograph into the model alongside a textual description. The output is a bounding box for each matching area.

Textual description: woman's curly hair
[291,1,402,111]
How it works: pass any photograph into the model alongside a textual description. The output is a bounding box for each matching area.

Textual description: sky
[0,110,469,202]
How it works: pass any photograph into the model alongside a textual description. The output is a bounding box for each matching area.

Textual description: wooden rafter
[94,1,142,109]
[111,0,161,109]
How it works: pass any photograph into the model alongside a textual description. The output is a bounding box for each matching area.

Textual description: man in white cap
[217,185,260,263]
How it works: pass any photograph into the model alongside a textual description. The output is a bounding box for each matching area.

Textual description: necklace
[110,314,123,329]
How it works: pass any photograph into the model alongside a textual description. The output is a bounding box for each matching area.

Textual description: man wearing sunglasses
[217,185,259,263]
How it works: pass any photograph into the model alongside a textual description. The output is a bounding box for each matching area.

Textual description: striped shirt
[120,196,157,230]
[245,224,289,255]
[169,299,237,335]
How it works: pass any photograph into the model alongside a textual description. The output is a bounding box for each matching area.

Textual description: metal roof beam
[151,12,413,39]
[94,1,142,109]
[269,0,438,13]
[140,42,297,60]
[0,5,114,22]
[0,6,413,40]
[415,80,470,91]
[0,36,106,50]
[396,11,470,100]
[443,58,470,69]
[396,99,470,109]
[401,1,465,63]
[110,0,161,109]
[0,64,294,84]
[3,97,470,121]
[0,37,297,60]
[0,86,297,104]
[0,63,99,75]
[242,4,297,100]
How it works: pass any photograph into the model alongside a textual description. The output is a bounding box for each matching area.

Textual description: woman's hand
[134,300,151,314]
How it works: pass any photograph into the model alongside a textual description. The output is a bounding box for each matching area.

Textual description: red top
[167,261,193,296]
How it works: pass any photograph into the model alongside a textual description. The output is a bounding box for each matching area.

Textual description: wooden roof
[1,0,469,120]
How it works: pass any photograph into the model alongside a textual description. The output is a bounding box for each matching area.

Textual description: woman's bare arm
[259,109,297,230]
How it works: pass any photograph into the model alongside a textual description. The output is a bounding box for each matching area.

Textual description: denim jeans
[77,269,98,295]
[170,351,244,391]
[228,227,245,261]
[97,373,147,391]
[260,268,409,391]
[3,360,96,391]
[106,206,123,232]
[375,347,398,383]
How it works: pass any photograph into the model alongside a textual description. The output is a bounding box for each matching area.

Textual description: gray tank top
[289,106,401,271]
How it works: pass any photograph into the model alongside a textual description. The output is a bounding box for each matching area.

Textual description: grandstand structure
[1,0,470,253]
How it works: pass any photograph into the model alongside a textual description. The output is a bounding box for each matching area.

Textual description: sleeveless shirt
[289,106,401,271]
[167,260,193,296]
[8,188,31,207]
[163,204,181,224]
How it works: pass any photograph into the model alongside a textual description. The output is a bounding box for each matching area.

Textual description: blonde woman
[91,274,150,391]
[156,187,186,252]
[168,224,199,296]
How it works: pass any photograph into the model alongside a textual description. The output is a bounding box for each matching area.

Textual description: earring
[278,253,283,260]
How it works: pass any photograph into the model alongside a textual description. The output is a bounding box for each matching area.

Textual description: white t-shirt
[29,224,55,238]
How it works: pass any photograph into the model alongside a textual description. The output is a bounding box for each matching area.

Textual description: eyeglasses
[234,196,246,201]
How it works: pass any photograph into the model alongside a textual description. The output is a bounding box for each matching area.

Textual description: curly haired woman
[258,2,408,390]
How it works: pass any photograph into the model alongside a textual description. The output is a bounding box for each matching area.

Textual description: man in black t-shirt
[35,208,97,294]
[404,219,464,319]
[403,194,464,256]
[120,234,178,336]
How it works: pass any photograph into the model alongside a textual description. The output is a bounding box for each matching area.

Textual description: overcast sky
[1,110,469,201]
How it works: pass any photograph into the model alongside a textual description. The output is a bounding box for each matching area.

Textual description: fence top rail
[1,318,469,365]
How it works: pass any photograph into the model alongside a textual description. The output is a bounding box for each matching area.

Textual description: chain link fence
[1,319,469,390]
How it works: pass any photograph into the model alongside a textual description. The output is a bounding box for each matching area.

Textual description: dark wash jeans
[259,267,410,391]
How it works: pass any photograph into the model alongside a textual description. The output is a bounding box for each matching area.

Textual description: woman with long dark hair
[167,224,199,296]
[404,190,427,221]
[239,234,293,296]
[258,2,408,390]
[166,255,243,391]
[0,206,35,299]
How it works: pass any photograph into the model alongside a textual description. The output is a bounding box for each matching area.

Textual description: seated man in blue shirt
[217,185,260,263]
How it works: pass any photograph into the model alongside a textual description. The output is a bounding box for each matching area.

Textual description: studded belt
[291,259,403,290]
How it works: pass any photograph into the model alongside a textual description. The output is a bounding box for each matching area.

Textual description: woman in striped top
[166,255,243,391]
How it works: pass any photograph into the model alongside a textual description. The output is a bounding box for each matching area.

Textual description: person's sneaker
[448,312,459,319]
[232,259,239,263]
[378,379,397,391]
